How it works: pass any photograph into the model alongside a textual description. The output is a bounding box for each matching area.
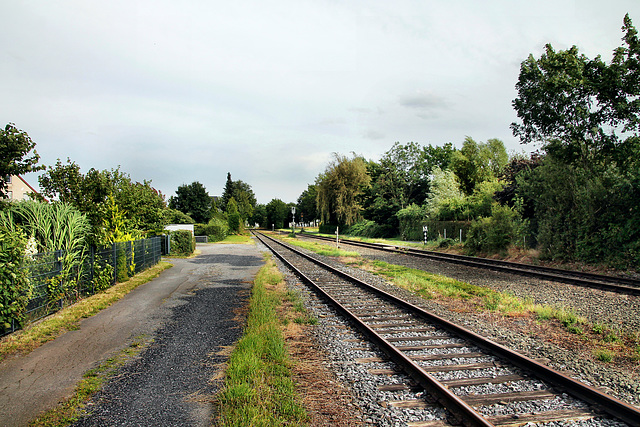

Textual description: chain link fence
[3,236,162,337]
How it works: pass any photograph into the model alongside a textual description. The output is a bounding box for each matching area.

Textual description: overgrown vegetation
[0,225,30,330]
[281,14,640,271]
[316,153,371,227]
[216,255,308,426]
[38,158,167,244]
[195,217,229,242]
[281,235,360,258]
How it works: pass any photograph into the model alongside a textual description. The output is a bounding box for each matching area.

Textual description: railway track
[298,232,640,296]
[253,231,640,426]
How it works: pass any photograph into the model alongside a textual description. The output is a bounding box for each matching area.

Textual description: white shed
[164,224,194,235]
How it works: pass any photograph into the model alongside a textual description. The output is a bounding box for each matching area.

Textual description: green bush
[396,204,426,240]
[194,223,206,236]
[227,212,241,234]
[170,230,195,256]
[0,226,32,331]
[438,238,456,248]
[92,262,114,292]
[198,218,229,242]
[346,220,395,238]
[319,223,338,234]
[465,204,520,254]
[162,208,194,225]
[115,242,130,282]
[46,276,75,305]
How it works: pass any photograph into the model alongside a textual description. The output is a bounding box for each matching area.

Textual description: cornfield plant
[0,201,90,302]
[2,201,90,272]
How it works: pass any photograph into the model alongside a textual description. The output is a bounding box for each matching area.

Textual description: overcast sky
[2,1,638,204]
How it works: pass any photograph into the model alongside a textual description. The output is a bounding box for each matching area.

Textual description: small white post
[336,226,339,248]
[460,229,462,242]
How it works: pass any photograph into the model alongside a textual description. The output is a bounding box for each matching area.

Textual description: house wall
[5,175,37,201]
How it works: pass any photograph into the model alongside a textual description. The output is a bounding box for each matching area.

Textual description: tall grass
[217,256,308,426]
[282,237,360,257]
[1,201,90,281]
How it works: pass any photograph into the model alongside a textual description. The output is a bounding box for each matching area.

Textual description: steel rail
[300,232,640,296]
[256,231,640,426]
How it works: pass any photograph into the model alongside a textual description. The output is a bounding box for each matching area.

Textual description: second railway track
[253,231,640,426]
[297,232,640,296]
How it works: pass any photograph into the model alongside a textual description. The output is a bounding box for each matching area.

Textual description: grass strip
[29,335,149,426]
[280,235,359,258]
[0,262,172,362]
[216,234,254,244]
[216,254,308,426]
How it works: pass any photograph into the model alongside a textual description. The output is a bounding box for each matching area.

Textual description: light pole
[291,206,296,234]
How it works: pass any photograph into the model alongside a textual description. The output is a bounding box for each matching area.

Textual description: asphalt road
[0,242,264,427]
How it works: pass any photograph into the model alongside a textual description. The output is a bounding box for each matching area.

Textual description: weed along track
[253,231,640,426]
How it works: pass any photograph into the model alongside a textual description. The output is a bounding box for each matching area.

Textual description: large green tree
[511,14,640,266]
[316,153,371,226]
[219,173,257,221]
[169,181,211,224]
[0,124,44,198]
[296,184,318,224]
[265,198,289,229]
[363,142,456,232]
[449,137,508,195]
[249,203,267,228]
[424,166,466,220]
[511,14,640,168]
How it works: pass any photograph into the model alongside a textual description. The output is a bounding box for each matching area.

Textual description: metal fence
[3,236,162,337]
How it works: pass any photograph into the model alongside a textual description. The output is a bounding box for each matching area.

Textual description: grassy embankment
[279,235,640,364]
[216,234,254,244]
[216,254,311,426]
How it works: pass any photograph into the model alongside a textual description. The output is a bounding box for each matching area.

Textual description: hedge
[170,230,195,256]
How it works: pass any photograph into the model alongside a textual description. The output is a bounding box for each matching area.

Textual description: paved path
[0,243,264,427]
